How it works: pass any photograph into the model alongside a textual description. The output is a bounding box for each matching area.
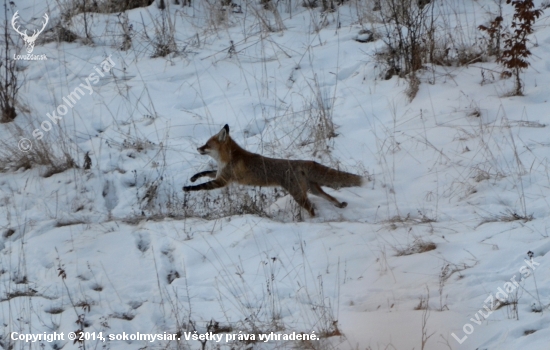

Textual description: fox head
[197,124,230,161]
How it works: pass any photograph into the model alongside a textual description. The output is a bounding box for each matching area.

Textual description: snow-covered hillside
[1,0,550,349]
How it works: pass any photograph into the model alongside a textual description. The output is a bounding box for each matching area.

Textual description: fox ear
[217,125,229,141]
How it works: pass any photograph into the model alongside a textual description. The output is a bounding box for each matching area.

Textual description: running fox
[183,125,364,217]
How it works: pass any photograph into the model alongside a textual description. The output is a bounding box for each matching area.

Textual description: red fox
[183,125,364,217]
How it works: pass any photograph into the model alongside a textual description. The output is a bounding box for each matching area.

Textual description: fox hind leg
[289,189,315,217]
[309,182,347,208]
[283,178,316,217]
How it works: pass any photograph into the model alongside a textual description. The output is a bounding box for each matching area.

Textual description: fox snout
[197,145,208,155]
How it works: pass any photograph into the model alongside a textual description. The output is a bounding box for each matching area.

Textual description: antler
[11,11,28,38]
[28,13,49,40]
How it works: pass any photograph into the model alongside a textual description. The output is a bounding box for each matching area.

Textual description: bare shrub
[377,0,436,99]
[143,6,178,58]
[378,0,436,78]
[0,5,20,123]
[377,0,490,98]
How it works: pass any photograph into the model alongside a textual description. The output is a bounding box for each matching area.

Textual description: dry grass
[0,124,79,177]
[384,211,436,229]
[477,209,534,227]
[394,239,436,256]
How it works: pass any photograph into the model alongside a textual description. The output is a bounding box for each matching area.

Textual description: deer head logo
[11,11,49,54]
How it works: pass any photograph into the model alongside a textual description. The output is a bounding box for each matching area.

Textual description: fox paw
[183,186,191,192]
[189,175,198,182]
[338,202,348,208]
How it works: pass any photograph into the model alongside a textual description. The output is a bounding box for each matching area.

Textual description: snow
[1,0,550,349]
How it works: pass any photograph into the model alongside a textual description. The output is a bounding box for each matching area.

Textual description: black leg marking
[190,170,217,182]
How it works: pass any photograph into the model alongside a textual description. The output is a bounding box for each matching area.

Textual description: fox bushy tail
[306,162,363,189]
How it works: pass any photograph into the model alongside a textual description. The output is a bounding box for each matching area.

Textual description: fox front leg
[183,179,227,192]
[190,170,217,182]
